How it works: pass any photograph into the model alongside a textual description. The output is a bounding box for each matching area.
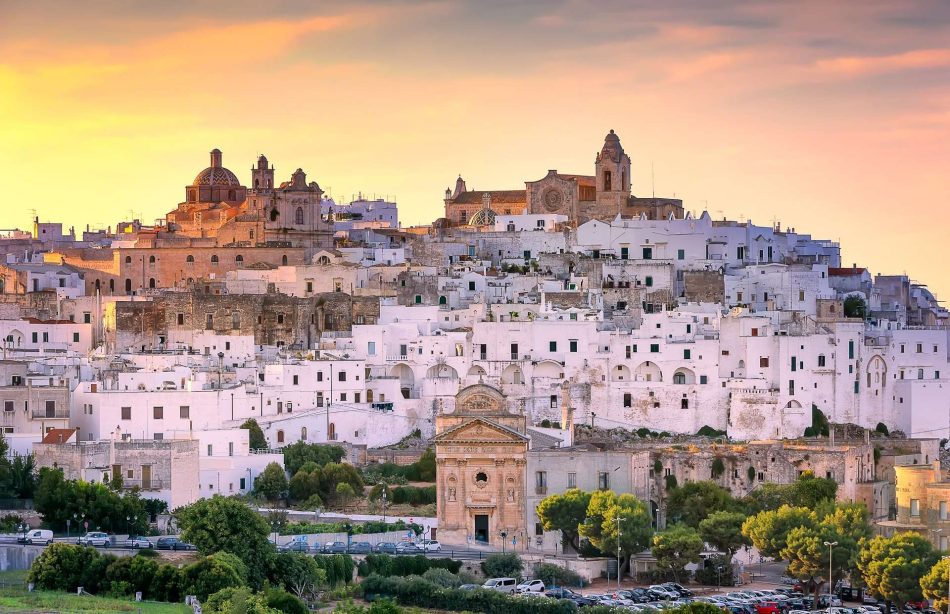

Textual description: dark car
[322,541,348,554]
[395,542,422,554]
[662,583,694,598]
[373,542,397,554]
[348,541,372,554]
[283,541,311,553]
[546,588,596,607]
[156,537,196,551]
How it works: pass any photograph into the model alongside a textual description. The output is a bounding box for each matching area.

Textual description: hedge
[361,574,577,614]
[314,553,356,586]
[390,485,436,506]
[358,554,462,578]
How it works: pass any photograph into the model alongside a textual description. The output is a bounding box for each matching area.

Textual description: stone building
[443,130,683,227]
[434,384,528,545]
[33,428,200,510]
[0,362,70,438]
[877,462,950,550]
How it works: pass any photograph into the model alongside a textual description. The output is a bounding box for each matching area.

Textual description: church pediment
[434,417,529,444]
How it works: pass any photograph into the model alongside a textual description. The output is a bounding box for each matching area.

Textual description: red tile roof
[41,428,76,444]
[829,267,868,276]
[449,190,526,205]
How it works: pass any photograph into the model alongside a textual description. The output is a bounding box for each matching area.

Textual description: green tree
[205,586,281,614]
[699,511,750,555]
[176,495,274,587]
[272,552,326,602]
[33,467,148,533]
[790,471,838,508]
[255,462,289,501]
[320,463,364,502]
[241,419,268,450]
[579,490,653,557]
[858,532,937,613]
[921,558,950,613]
[481,552,524,579]
[282,442,346,476]
[742,505,816,558]
[536,488,592,551]
[288,468,322,503]
[844,295,868,319]
[336,483,356,510]
[652,525,704,582]
[666,481,740,527]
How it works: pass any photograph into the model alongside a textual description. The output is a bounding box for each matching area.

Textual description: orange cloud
[814,48,950,77]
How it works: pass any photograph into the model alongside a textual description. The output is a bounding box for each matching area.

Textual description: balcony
[121,478,167,491]
[535,484,548,495]
[31,409,69,420]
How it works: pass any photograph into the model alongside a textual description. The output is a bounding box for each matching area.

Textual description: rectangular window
[3,401,12,412]
[153,433,163,440]
[231,312,240,329]
[177,313,184,326]
[625,346,632,359]
[293,375,299,385]
[569,340,578,353]
[338,371,346,382]
[549,341,557,352]
[206,314,213,330]
[207,444,213,456]
[468,281,476,291]
[645,276,653,287]
[684,349,691,359]
[567,472,577,488]
[355,392,361,403]
[699,375,708,384]
[511,343,519,360]
[623,393,632,408]
[642,247,652,260]
[180,406,190,419]
[760,357,769,368]
[677,249,685,260]
[650,344,659,353]
[153,406,163,419]
[917,343,923,353]
[228,442,234,457]
[911,499,920,517]
[72,332,79,342]
[789,379,795,395]
[368,341,376,356]
[941,501,948,521]
[818,355,826,367]
[84,312,91,324]
[535,522,544,536]
[550,395,558,408]
[791,356,797,372]
[340,393,346,401]
[849,340,855,359]
[681,398,689,409]
[306,281,313,293]
[598,472,610,490]
[121,406,131,420]
[620,247,629,260]
[42,332,48,342]
[240,477,246,490]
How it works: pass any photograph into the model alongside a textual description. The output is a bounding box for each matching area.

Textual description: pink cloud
[814,48,950,77]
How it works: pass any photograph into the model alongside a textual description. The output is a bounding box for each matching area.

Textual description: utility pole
[616,515,626,589]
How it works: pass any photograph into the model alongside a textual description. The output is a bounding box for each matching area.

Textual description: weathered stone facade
[434,384,528,546]
[683,270,725,304]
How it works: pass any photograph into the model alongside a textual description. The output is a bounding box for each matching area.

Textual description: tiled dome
[193,166,242,187]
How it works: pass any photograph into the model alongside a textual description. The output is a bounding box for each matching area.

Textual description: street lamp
[824,541,838,599]
[501,531,508,554]
[716,565,724,592]
[381,489,387,523]
[616,515,627,589]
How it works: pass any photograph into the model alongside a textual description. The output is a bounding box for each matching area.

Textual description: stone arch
[533,360,561,379]
[301,426,307,441]
[466,365,487,379]
[672,367,696,385]
[282,255,288,266]
[6,329,23,346]
[148,278,156,289]
[634,361,662,382]
[501,364,524,385]
[390,363,415,398]
[427,363,459,379]
[612,364,632,382]
[270,209,279,222]
[317,255,330,265]
[867,355,887,389]
[439,295,447,305]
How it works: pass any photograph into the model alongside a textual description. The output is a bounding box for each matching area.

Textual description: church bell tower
[594,129,632,216]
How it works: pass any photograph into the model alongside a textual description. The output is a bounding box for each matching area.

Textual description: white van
[18,529,53,545]
[483,578,518,593]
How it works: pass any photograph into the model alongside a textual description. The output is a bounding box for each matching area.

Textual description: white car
[78,532,111,547]
[124,535,153,548]
[516,579,546,593]
[483,577,517,593]
[422,540,442,552]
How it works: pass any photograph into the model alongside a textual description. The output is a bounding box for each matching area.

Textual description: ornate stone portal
[434,384,528,546]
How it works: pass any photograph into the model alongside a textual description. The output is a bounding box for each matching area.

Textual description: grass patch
[0,584,191,613]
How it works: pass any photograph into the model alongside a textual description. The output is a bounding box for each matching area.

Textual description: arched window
[621,169,625,190]
[228,189,236,201]
[276,430,284,444]
[295,207,304,225]
[439,295,447,305]
[94,279,101,292]
[328,423,336,440]
[148,278,156,289]
[186,255,195,264]
[235,255,244,264]
[210,255,219,265]
[189,189,196,202]
[301,427,307,441]
[318,255,330,265]
[255,179,260,188]
[125,279,132,293]
[125,256,132,264]
[270,209,279,222]
[604,170,612,191]
[673,372,686,385]
[148,255,155,264]
[281,255,288,266]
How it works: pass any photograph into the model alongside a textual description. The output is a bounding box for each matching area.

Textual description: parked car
[459,584,480,591]
[78,532,111,547]
[124,535,153,549]
[661,583,693,598]
[421,539,443,552]
[395,542,422,554]
[281,541,311,553]
[322,541,348,554]
[373,542,397,554]
[348,541,372,554]
[483,577,518,593]
[756,601,783,614]
[17,529,53,546]
[516,579,546,593]
[156,537,196,551]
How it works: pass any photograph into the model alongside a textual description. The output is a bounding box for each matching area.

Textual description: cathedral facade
[166,150,332,251]
[443,130,684,227]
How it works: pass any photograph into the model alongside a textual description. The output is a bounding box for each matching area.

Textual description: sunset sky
[1,1,948,299]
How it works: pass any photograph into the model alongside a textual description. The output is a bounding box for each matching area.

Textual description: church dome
[600,129,625,162]
[192,149,242,187]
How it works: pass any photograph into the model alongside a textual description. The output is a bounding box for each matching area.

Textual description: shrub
[241,419,268,450]
[875,422,890,436]
[711,458,725,479]
[422,568,461,588]
[693,554,734,587]
[265,587,309,614]
[182,554,246,600]
[358,554,462,578]
[390,485,436,506]
[204,586,276,614]
[696,425,726,438]
[747,466,756,481]
[28,543,115,593]
[314,554,356,586]
[536,563,585,588]
[481,553,524,579]
[665,474,678,490]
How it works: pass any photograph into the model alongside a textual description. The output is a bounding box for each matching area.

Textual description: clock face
[542,188,564,212]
